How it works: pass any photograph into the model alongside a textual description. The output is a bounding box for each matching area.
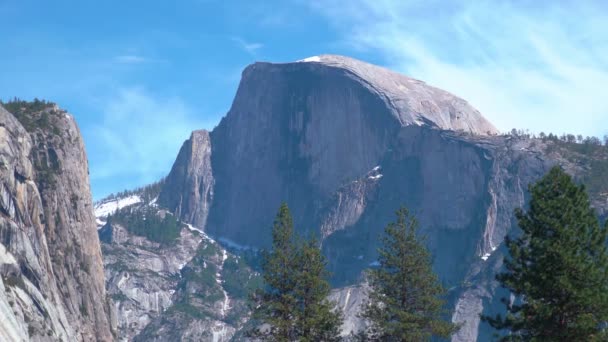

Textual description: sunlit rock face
[156,55,606,341]
[0,104,113,341]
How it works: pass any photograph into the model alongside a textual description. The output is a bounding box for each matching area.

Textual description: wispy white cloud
[308,0,608,137]
[231,37,264,55]
[86,87,213,196]
[114,55,148,64]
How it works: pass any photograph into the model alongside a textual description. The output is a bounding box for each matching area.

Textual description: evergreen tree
[250,203,343,341]
[484,166,608,341]
[361,207,457,341]
[294,236,343,342]
[250,203,298,341]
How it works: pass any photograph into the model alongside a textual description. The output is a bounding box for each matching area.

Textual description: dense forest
[107,206,181,244]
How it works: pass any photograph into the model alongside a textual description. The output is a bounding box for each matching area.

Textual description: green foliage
[361,207,458,341]
[293,237,343,342]
[250,203,298,341]
[108,207,181,244]
[222,255,263,299]
[170,302,207,319]
[100,179,165,204]
[544,137,608,199]
[181,261,218,289]
[249,203,343,341]
[483,166,608,341]
[1,97,59,133]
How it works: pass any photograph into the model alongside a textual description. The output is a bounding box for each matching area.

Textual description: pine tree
[484,166,608,341]
[250,203,298,341]
[294,236,343,342]
[250,203,344,341]
[361,207,458,341]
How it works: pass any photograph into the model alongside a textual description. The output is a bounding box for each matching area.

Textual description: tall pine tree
[294,236,343,342]
[361,207,458,341]
[250,203,343,341]
[250,203,298,341]
[484,166,608,341]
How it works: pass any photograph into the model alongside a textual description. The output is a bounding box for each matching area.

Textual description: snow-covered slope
[94,195,143,226]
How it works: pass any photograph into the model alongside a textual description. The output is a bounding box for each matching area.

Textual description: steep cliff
[0,102,114,341]
[155,55,607,341]
[158,130,214,229]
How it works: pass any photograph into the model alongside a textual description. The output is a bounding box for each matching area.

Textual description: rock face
[100,220,202,340]
[0,103,113,341]
[96,194,259,341]
[153,55,608,341]
[159,130,214,229]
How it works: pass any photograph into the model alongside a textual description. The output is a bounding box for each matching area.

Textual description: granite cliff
[157,55,607,341]
[0,102,114,341]
[3,54,605,342]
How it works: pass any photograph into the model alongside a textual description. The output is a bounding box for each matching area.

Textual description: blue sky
[1,0,607,200]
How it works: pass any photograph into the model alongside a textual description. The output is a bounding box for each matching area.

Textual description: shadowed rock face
[0,104,114,341]
[159,130,214,229]
[158,55,606,341]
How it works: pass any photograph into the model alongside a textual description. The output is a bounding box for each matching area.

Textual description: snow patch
[368,174,383,180]
[96,218,106,228]
[481,246,498,261]
[297,56,321,63]
[216,249,231,318]
[94,195,142,218]
[211,323,229,342]
[148,197,158,207]
[343,288,352,310]
[184,223,212,240]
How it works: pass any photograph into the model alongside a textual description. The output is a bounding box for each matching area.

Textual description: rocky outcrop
[0,103,113,340]
[131,224,258,342]
[100,219,202,340]
[155,55,607,341]
[159,130,214,229]
[329,284,369,337]
[96,194,259,342]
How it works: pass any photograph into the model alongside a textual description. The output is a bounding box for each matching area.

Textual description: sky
[1,0,607,200]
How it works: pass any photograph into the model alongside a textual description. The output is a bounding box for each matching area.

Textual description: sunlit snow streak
[94,195,142,218]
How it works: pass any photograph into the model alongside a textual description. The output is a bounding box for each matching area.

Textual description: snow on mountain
[297,55,321,62]
[94,195,142,226]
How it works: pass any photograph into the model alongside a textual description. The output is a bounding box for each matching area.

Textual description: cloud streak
[114,55,148,64]
[84,87,212,198]
[231,37,264,55]
[309,0,608,137]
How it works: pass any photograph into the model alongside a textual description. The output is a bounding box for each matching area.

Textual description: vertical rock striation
[0,103,113,341]
[154,55,606,341]
[159,130,214,230]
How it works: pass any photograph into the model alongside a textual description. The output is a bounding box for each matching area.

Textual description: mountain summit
[153,55,606,341]
[290,54,498,135]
